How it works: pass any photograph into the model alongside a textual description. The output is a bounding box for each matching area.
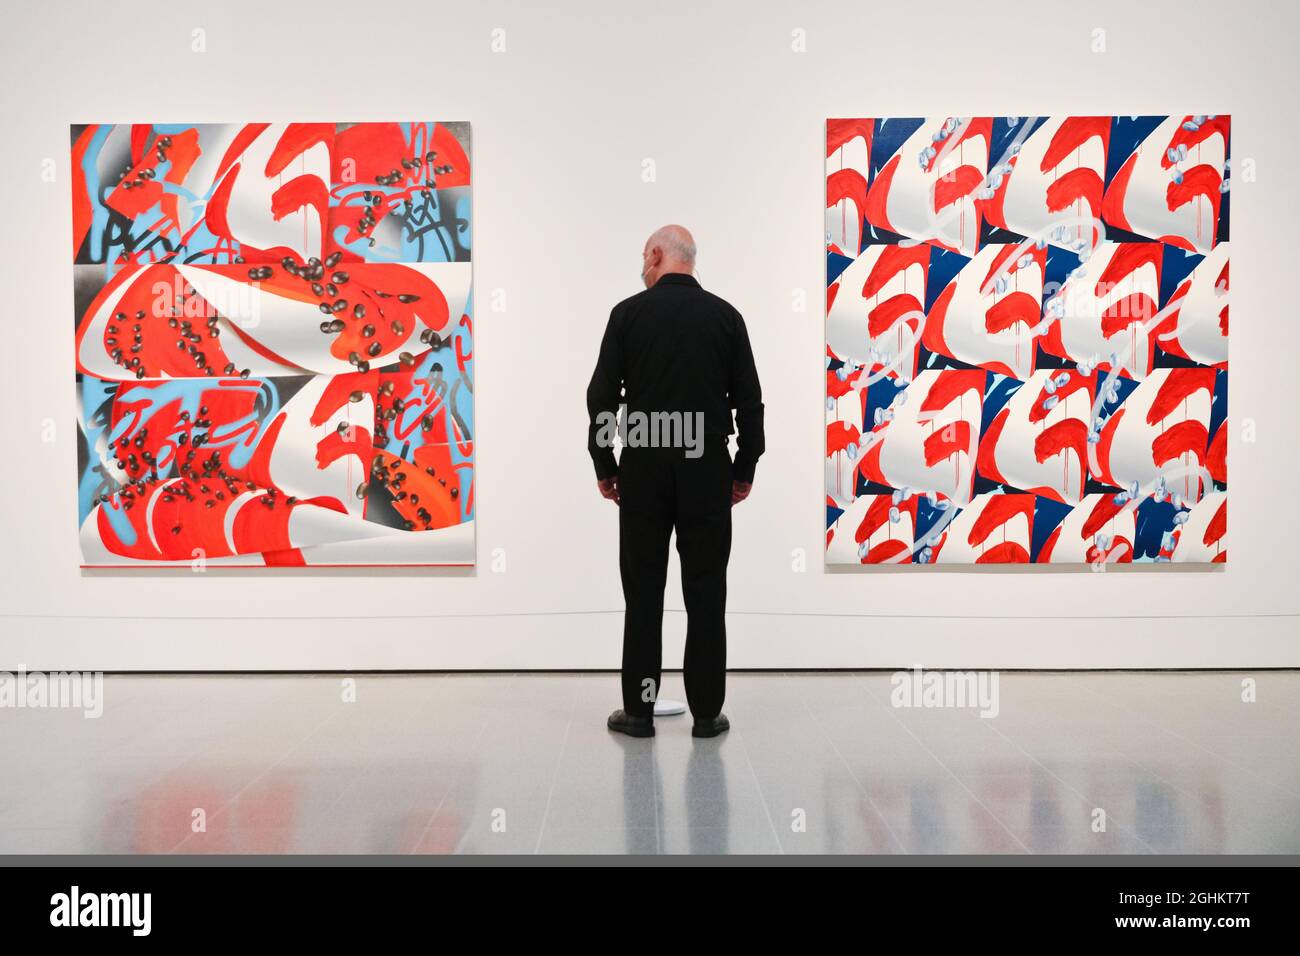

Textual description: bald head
[641,224,696,288]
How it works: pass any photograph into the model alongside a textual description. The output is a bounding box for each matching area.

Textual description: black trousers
[618,442,732,720]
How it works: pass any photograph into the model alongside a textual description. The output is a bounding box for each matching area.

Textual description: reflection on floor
[0,671,1296,855]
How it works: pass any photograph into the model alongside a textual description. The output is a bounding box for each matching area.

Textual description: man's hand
[597,476,620,505]
[731,480,752,506]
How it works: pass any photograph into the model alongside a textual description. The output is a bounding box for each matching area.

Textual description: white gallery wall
[0,0,1296,670]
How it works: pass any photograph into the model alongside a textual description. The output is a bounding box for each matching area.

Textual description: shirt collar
[655,272,700,288]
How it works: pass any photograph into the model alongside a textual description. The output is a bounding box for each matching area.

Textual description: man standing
[587,225,764,739]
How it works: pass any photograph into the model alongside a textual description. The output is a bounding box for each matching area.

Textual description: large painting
[825,116,1228,565]
[72,123,474,567]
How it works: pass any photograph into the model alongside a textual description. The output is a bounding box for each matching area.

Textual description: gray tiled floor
[0,672,1297,855]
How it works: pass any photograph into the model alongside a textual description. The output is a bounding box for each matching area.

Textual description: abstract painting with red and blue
[825,116,1228,566]
[72,122,474,566]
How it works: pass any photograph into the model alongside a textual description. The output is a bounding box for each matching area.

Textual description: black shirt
[586,273,765,483]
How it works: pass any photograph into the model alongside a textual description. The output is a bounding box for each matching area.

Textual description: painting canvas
[825,116,1228,566]
[72,122,474,567]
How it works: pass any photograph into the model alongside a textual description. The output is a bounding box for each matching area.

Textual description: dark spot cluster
[372,380,396,446]
[118,135,172,190]
[297,262,431,372]
[366,455,442,531]
[422,149,456,177]
[357,151,455,243]
[105,309,149,380]
[94,405,295,536]
[108,284,249,379]
[356,191,384,238]
[243,250,367,372]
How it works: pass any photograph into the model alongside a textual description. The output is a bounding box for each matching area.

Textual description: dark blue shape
[870,117,925,179]
[925,247,968,311]
[980,374,1023,431]
[915,498,954,545]
[1030,496,1074,562]
[827,250,854,287]
[1160,244,1203,305]
[989,116,1048,167]
[1106,116,1166,184]
[1134,497,1179,560]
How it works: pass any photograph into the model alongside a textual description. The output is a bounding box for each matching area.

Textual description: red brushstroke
[861,244,931,300]
[1099,293,1158,338]
[979,156,1016,231]
[1037,309,1069,360]
[1092,409,1125,487]
[1041,116,1111,174]
[270,174,330,230]
[856,494,899,543]
[1044,167,1104,218]
[311,371,381,427]
[857,434,888,486]
[1151,420,1208,469]
[868,293,924,339]
[1151,278,1192,360]
[265,123,334,178]
[933,166,984,213]
[826,365,863,400]
[985,291,1039,335]
[74,264,249,380]
[71,125,98,257]
[262,547,307,567]
[968,494,1034,548]
[1147,369,1215,425]
[1035,419,1088,469]
[1163,116,1230,170]
[1204,500,1227,548]
[1037,526,1062,563]
[315,426,376,472]
[981,244,1044,291]
[214,124,271,183]
[922,281,955,357]
[1100,152,1138,233]
[826,118,874,157]
[826,421,861,457]
[827,169,869,231]
[976,541,1030,564]
[202,163,242,242]
[920,370,984,414]
[1081,494,1126,540]
[1166,165,1223,243]
[852,495,917,563]
[863,154,900,233]
[429,123,471,189]
[924,421,970,467]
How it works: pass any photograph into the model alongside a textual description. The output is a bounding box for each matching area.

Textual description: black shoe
[692,713,730,738]
[607,709,655,738]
